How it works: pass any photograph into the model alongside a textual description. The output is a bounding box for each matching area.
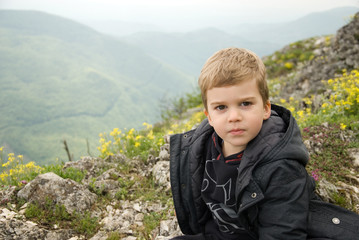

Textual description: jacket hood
[235,104,309,192]
[247,104,309,166]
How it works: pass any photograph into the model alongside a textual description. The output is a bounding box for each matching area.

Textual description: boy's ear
[263,101,271,120]
[204,109,213,126]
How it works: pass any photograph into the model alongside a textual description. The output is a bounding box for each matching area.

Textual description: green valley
[0,10,194,164]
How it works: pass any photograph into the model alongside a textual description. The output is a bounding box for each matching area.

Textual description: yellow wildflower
[143,122,152,129]
[0,172,8,181]
[284,62,294,70]
[288,107,295,113]
[110,128,121,137]
[147,130,154,140]
[297,110,304,118]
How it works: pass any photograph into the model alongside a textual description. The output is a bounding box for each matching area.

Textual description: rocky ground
[264,12,359,102]
[0,142,182,240]
[1,131,358,239]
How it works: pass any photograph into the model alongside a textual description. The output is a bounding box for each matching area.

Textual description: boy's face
[204,78,271,157]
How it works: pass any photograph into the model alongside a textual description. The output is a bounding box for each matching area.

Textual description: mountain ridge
[224,6,359,43]
[120,6,359,76]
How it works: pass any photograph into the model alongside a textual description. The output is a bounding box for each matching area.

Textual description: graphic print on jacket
[201,133,244,234]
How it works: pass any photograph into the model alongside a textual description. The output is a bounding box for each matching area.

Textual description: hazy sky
[1,0,358,30]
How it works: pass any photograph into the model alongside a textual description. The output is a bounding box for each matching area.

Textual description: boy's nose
[228,108,242,122]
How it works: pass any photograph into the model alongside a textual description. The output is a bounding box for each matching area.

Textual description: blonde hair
[198,47,268,110]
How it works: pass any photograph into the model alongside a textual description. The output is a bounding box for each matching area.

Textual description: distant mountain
[0,10,194,164]
[226,7,359,46]
[121,28,280,75]
[119,7,358,76]
[82,19,165,37]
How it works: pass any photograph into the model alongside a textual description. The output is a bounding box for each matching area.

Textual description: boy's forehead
[206,79,261,99]
[207,78,259,92]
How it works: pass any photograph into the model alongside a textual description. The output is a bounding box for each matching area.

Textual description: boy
[169,48,359,239]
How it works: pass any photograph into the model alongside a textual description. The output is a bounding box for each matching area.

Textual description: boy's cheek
[208,119,214,126]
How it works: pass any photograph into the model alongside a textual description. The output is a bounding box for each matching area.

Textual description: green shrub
[72,211,100,237]
[42,164,86,183]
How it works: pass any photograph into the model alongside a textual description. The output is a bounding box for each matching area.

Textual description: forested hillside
[0,10,194,164]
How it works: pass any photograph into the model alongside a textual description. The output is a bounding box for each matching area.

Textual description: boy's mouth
[229,129,245,135]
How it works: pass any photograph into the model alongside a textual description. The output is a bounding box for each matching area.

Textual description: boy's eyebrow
[209,96,257,105]
[208,101,224,106]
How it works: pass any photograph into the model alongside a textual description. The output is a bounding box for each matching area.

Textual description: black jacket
[170,104,359,240]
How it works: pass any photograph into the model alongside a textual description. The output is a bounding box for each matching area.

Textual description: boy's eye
[241,101,252,107]
[215,105,226,110]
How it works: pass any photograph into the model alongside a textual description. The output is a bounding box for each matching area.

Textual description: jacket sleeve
[255,159,312,240]
[170,130,203,235]
[170,132,194,234]
[170,119,214,235]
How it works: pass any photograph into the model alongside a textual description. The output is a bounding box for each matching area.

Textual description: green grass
[24,200,100,237]
[263,37,331,78]
[303,124,355,182]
